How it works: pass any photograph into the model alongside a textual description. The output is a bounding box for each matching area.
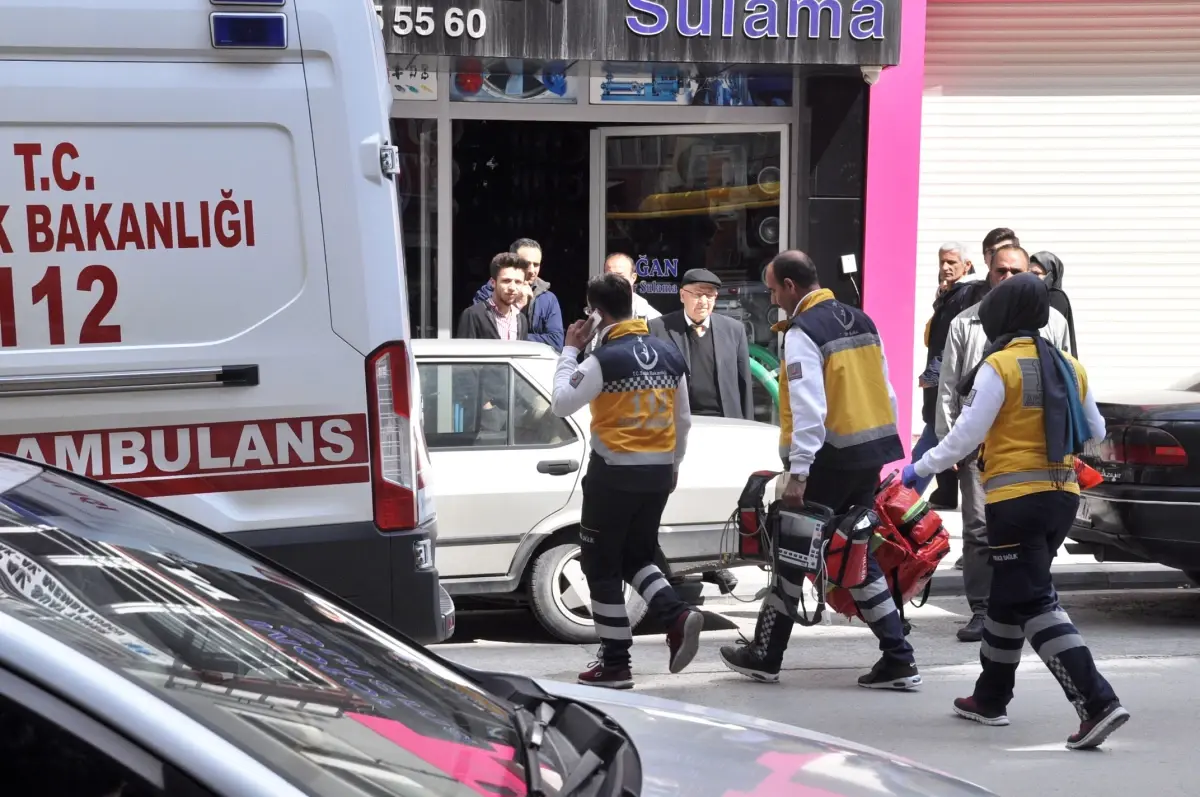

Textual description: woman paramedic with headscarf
[901,256,1130,750]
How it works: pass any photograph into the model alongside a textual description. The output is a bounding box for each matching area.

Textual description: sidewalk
[701,506,1191,604]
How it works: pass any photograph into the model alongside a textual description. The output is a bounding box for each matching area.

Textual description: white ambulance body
[0,0,451,642]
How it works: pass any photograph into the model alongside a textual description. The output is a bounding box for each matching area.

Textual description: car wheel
[530,542,649,643]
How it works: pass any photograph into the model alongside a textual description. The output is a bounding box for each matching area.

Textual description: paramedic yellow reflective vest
[777,289,904,470]
[979,338,1084,504]
[589,319,687,472]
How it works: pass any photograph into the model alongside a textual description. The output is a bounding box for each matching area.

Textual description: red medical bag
[824,473,951,621]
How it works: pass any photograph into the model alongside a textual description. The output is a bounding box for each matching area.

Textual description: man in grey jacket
[936,242,1071,642]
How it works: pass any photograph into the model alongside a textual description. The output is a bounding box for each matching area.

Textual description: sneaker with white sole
[577,661,633,690]
[857,657,922,690]
[1067,701,1130,750]
[719,643,780,684]
[666,609,704,674]
[953,696,1010,726]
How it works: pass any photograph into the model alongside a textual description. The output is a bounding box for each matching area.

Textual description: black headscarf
[1031,250,1078,357]
[958,273,1076,474]
[1030,251,1065,291]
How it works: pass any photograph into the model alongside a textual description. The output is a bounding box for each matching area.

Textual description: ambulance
[0,0,453,642]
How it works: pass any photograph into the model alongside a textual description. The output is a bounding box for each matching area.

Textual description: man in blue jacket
[473,238,564,351]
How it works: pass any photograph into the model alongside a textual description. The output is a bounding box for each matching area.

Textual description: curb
[928,564,1192,598]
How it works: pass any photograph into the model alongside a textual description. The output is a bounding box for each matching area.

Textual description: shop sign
[379,0,901,67]
[636,255,680,295]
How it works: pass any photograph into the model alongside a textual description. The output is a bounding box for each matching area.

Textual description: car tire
[530,541,649,644]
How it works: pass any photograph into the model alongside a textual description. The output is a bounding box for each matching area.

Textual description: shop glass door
[593,124,789,424]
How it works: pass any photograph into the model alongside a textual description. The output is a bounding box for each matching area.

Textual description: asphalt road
[433,588,1200,796]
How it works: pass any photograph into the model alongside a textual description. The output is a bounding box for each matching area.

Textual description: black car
[1069,374,1200,580]
[0,454,997,797]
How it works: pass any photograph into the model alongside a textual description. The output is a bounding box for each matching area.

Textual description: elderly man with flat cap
[651,268,755,594]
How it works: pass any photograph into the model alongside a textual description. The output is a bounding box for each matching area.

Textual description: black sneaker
[953,696,1010,726]
[953,556,964,570]
[858,657,921,691]
[957,614,985,642]
[719,643,780,684]
[703,569,739,595]
[577,661,633,690]
[1067,701,1130,750]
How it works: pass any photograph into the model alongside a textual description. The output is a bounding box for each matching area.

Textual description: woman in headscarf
[900,270,1129,750]
[1030,251,1078,357]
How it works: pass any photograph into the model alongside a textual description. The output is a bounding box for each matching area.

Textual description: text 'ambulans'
[0,416,370,498]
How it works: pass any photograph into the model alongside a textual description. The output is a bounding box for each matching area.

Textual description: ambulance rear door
[0,5,372,562]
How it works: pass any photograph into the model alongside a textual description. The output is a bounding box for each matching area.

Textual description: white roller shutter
[914,1,1200,430]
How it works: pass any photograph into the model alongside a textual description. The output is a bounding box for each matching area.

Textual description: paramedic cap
[681,268,722,288]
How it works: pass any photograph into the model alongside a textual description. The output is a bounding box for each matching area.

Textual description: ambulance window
[512,371,577,447]
[418,363,511,449]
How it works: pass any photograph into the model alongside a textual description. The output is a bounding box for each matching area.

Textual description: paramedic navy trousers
[752,466,915,669]
[974,490,1118,718]
[579,480,690,670]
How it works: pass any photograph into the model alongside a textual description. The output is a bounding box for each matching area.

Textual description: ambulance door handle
[537,459,580,476]
[0,365,259,397]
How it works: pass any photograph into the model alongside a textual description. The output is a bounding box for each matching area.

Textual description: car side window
[512,369,577,447]
[0,692,164,797]
[418,363,577,449]
[419,362,511,449]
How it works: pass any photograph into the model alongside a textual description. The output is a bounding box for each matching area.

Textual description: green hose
[748,343,779,372]
[750,359,779,407]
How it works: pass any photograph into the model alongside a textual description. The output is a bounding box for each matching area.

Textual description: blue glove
[901,464,920,489]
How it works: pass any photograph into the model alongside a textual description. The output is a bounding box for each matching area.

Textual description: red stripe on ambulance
[0,415,369,497]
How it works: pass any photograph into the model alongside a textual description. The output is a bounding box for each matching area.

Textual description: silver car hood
[537,680,996,797]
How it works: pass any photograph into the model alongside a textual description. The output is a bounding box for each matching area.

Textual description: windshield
[0,458,526,797]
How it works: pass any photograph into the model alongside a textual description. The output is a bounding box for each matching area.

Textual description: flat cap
[681,268,721,288]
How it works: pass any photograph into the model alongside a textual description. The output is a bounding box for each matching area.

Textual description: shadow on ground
[436,606,739,645]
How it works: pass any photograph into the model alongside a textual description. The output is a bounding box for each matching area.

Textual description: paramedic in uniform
[905,269,1129,750]
[720,250,921,690]
[550,273,705,690]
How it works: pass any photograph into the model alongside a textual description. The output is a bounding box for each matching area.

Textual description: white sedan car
[413,339,782,642]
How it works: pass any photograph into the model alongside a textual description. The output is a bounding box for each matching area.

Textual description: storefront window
[603,129,784,422]
[391,118,439,339]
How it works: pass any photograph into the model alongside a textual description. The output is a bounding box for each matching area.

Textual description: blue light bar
[210,12,288,49]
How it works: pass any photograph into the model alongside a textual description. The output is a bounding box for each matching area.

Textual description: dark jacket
[474,277,564,351]
[1031,251,1078,357]
[649,310,755,421]
[920,275,988,425]
[456,301,529,341]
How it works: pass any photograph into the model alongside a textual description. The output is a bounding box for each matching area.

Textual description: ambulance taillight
[366,342,434,531]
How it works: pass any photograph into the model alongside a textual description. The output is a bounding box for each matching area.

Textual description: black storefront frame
[389,59,812,338]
